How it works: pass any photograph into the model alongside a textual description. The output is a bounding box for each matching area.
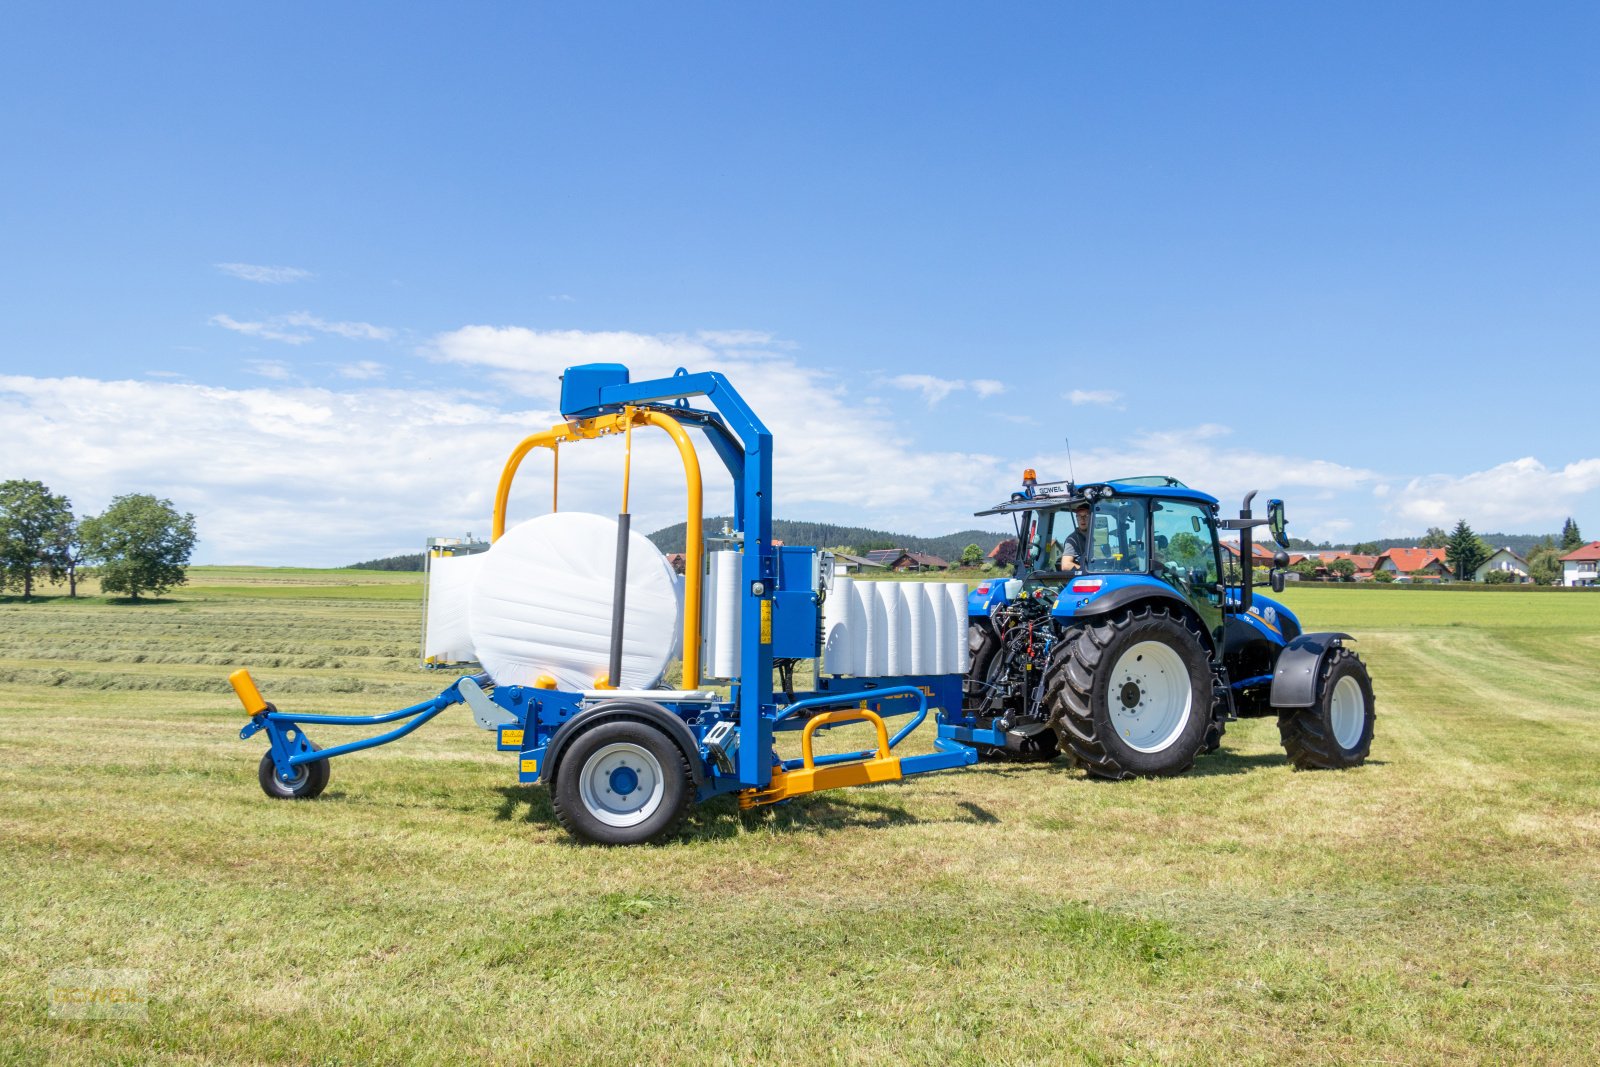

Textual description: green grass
[2,583,1599,1064]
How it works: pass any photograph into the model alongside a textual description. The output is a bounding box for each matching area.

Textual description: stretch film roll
[702,550,743,680]
[853,580,880,677]
[822,575,856,676]
[423,553,483,662]
[877,582,907,675]
[468,512,682,691]
[945,582,969,673]
[906,582,932,675]
[927,582,953,675]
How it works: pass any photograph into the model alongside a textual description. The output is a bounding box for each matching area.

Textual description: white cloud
[1383,457,1600,531]
[1033,424,1379,505]
[887,374,1008,406]
[547,293,576,303]
[209,311,393,345]
[215,263,312,284]
[338,360,387,380]
[429,327,1011,533]
[282,312,394,342]
[1067,389,1122,407]
[245,360,294,380]
[210,313,313,345]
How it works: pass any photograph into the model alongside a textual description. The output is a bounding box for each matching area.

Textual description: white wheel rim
[577,742,665,828]
[1108,640,1193,753]
[1330,675,1365,750]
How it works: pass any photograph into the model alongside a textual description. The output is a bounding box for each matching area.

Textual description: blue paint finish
[1050,573,1172,619]
[610,765,639,796]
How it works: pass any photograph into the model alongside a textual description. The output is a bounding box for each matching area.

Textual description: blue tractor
[964,473,1375,778]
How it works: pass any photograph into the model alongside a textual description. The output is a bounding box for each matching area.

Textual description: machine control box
[771,545,823,658]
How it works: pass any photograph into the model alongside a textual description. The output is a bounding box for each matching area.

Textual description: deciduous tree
[80,494,198,601]
[0,479,75,599]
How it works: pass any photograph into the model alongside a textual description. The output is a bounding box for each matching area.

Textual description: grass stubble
[0,570,1597,1064]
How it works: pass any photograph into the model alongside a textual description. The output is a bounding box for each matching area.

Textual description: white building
[1473,547,1530,583]
[1561,542,1600,587]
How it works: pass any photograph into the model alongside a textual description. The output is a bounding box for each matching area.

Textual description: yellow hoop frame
[490,408,704,688]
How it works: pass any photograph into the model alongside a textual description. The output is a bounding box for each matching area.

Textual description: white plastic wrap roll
[945,583,970,673]
[905,582,932,675]
[468,512,682,691]
[924,582,950,674]
[853,580,880,677]
[702,550,743,680]
[822,575,857,676]
[875,582,906,675]
[423,553,483,662]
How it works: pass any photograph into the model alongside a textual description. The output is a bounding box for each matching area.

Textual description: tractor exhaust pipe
[1238,490,1256,614]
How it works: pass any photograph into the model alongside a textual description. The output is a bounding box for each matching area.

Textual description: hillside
[648,517,1010,561]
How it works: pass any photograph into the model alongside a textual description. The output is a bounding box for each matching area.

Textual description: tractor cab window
[1084,498,1148,573]
[1151,499,1220,600]
[1018,508,1083,577]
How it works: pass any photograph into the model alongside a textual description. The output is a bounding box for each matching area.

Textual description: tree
[47,512,89,597]
[959,543,983,567]
[1350,541,1379,555]
[1528,541,1564,586]
[1372,569,1395,583]
[1329,558,1356,581]
[1445,519,1488,581]
[80,494,198,600]
[1561,517,1584,551]
[989,538,1017,567]
[1418,527,1449,549]
[0,480,76,599]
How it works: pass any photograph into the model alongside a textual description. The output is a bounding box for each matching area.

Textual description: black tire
[966,621,999,700]
[258,741,330,800]
[551,720,694,845]
[1045,605,1212,779]
[1277,649,1375,770]
[1201,717,1226,755]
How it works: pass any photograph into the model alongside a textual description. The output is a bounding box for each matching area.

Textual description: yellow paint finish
[520,759,538,773]
[760,599,772,644]
[227,669,268,715]
[500,730,524,746]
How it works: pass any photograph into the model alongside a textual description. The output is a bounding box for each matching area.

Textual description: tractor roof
[975,476,1219,516]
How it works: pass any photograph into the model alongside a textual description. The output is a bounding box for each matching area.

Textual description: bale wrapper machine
[229,364,1004,844]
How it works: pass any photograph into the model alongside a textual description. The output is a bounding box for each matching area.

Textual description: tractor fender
[544,699,707,789]
[1054,579,1216,653]
[1268,632,1354,708]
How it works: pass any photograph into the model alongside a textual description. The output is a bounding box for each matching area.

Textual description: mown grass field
[2,571,1598,1064]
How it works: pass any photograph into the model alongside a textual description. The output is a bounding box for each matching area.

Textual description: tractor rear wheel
[1277,649,1375,770]
[551,720,693,845]
[1045,605,1211,779]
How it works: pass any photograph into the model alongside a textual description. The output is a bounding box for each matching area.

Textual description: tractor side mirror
[1270,569,1286,594]
[1268,499,1288,549]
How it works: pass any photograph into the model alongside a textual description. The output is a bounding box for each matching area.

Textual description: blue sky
[3,3,1598,564]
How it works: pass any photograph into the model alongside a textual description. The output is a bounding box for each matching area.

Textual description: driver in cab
[1043,501,1091,574]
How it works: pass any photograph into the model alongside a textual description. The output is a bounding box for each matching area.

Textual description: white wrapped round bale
[468,512,683,691]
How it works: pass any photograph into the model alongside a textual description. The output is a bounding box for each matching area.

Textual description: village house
[1473,547,1531,583]
[862,548,950,572]
[1372,547,1452,582]
[1560,541,1600,587]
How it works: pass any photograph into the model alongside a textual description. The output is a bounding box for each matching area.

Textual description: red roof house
[1374,547,1451,581]
[1560,541,1600,587]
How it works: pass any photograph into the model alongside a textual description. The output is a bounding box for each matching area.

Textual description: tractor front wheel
[1277,649,1375,769]
[1045,605,1211,779]
[551,720,693,845]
